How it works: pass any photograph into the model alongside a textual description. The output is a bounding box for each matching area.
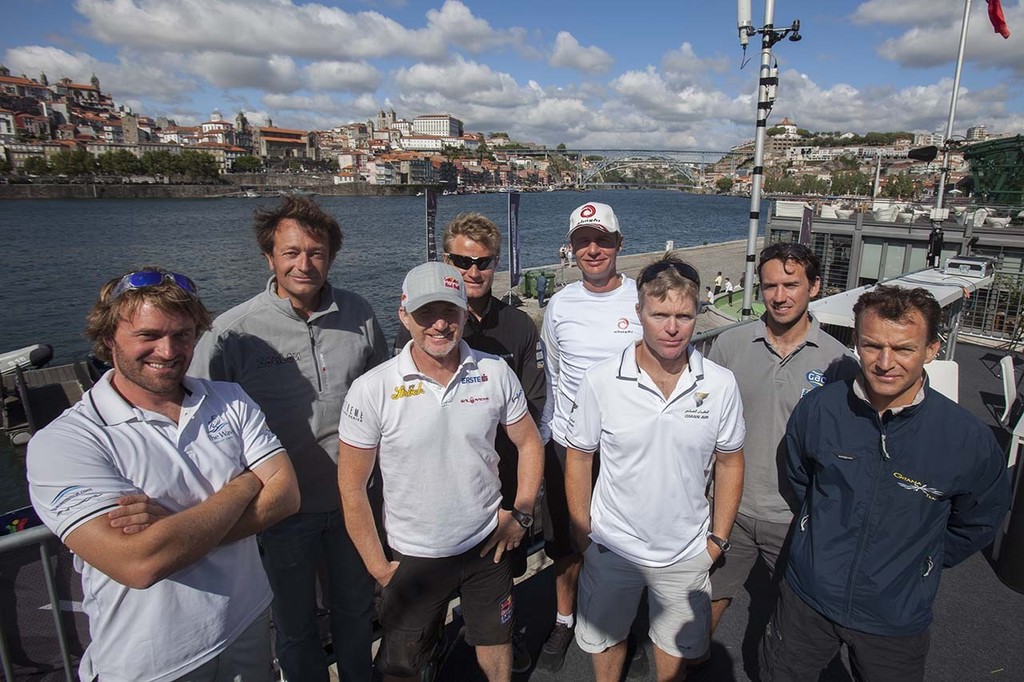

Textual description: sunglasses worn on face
[111,270,199,300]
[637,261,701,289]
[445,253,497,271]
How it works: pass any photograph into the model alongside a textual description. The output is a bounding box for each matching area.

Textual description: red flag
[988,0,1011,39]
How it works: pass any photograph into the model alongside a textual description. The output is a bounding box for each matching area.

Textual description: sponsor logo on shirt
[694,391,709,407]
[683,408,711,420]
[343,402,364,422]
[461,373,489,384]
[535,342,545,370]
[460,396,490,404]
[893,471,943,501]
[391,382,426,400]
[206,415,233,443]
[509,389,524,407]
[255,352,300,370]
[616,317,631,333]
[49,486,106,517]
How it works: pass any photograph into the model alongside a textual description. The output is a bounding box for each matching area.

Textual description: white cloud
[548,32,613,75]
[610,66,742,123]
[660,43,730,86]
[852,0,959,26]
[3,45,196,104]
[424,1,526,54]
[74,0,444,60]
[876,4,1024,74]
[263,93,344,113]
[394,56,537,107]
[188,53,301,93]
[306,61,381,92]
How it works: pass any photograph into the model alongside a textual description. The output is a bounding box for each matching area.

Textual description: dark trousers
[760,581,930,682]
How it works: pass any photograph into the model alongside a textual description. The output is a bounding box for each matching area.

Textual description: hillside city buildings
[0,66,1016,193]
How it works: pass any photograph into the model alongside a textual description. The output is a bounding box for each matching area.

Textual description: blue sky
[3,0,1022,149]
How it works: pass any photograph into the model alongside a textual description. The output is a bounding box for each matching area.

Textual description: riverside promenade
[493,238,764,332]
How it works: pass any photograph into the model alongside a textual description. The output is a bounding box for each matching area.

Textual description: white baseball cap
[567,202,621,239]
[401,262,468,313]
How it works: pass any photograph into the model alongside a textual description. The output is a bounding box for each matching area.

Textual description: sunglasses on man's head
[445,253,498,271]
[637,261,701,289]
[110,270,198,300]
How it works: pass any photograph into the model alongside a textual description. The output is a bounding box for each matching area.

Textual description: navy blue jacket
[784,378,1010,636]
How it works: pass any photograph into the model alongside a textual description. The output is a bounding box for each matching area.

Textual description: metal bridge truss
[580,153,703,186]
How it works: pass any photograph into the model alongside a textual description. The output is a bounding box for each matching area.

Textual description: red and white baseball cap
[567,202,621,239]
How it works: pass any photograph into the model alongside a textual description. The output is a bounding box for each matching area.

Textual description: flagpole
[933,0,973,220]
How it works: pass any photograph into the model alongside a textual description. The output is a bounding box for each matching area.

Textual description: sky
[2,0,1023,151]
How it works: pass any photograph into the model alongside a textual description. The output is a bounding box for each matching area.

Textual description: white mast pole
[934,0,973,217]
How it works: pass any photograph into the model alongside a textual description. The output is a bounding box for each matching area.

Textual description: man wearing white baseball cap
[537,202,645,673]
[338,261,544,681]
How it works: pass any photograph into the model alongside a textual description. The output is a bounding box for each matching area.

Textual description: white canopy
[808,268,993,329]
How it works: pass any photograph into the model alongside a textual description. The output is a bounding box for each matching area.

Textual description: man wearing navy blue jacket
[761,285,1010,681]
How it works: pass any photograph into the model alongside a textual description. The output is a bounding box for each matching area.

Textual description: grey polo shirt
[708,316,856,523]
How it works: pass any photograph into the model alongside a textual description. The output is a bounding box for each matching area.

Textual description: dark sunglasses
[445,253,497,271]
[111,270,198,300]
[637,261,701,289]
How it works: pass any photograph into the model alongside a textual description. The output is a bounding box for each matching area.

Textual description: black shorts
[541,441,599,561]
[376,536,515,677]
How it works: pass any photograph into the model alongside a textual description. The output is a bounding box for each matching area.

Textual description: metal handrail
[0,525,74,682]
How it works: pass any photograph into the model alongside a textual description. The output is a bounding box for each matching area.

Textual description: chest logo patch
[391,382,425,400]
[461,373,489,384]
[206,415,232,443]
[694,391,709,407]
[893,471,943,501]
[806,369,827,387]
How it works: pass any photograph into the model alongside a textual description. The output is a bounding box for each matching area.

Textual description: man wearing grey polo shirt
[708,243,856,638]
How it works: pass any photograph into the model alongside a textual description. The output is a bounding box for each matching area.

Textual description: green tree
[97,150,143,176]
[556,143,567,151]
[796,128,811,137]
[831,170,871,196]
[799,174,829,195]
[179,150,220,179]
[22,156,50,175]
[232,155,262,173]
[50,150,95,176]
[884,173,916,199]
[715,176,735,193]
[0,156,12,174]
[766,126,784,136]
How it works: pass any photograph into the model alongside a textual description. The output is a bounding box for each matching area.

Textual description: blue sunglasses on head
[110,270,198,300]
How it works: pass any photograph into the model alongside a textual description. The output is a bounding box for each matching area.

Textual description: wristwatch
[708,533,731,553]
[509,508,534,529]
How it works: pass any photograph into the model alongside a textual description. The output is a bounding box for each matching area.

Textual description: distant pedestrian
[701,286,713,313]
[927,225,944,268]
[536,273,548,308]
[724,277,735,305]
[714,272,723,296]
[559,244,569,268]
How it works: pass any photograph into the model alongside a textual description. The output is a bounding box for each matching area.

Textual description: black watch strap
[509,508,534,529]
[708,533,731,553]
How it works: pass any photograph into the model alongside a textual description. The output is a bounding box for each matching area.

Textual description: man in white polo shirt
[338,262,544,682]
[537,201,643,672]
[27,268,301,682]
[565,257,745,682]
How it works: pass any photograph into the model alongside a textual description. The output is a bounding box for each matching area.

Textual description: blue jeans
[260,510,374,682]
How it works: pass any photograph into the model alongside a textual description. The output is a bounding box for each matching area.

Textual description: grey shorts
[710,512,790,601]
[576,543,714,660]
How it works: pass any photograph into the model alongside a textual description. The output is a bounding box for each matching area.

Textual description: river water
[0,189,765,510]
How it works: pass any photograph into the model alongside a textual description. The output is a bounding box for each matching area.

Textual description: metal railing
[0,526,75,682]
[959,268,1024,347]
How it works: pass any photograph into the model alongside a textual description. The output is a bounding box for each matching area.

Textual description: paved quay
[492,238,764,333]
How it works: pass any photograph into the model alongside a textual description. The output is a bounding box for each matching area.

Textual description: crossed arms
[64,452,300,590]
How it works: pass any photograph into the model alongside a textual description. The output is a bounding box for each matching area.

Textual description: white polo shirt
[27,371,282,682]
[540,276,642,446]
[566,343,745,568]
[339,341,528,558]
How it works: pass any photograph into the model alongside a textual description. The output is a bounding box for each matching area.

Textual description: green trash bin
[523,270,537,298]
[541,271,556,296]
